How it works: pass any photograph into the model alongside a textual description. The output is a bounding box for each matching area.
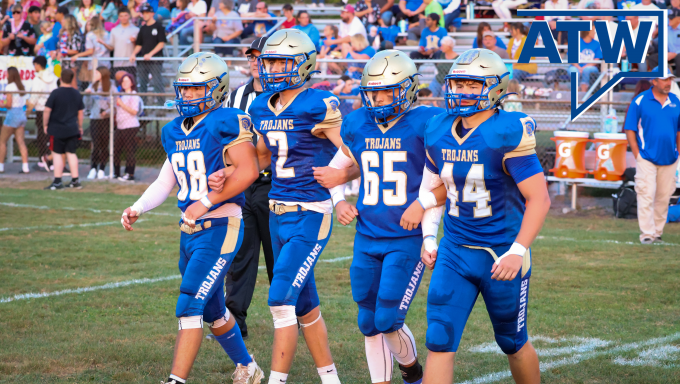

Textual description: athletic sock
[22,163,29,172]
[213,322,252,366]
[0,163,4,172]
[167,374,186,384]
[54,177,62,184]
[268,371,288,384]
[399,360,423,384]
[318,363,341,384]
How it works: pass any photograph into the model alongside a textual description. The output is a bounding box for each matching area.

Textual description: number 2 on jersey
[361,151,407,206]
[267,131,295,178]
[171,151,207,201]
[441,162,492,218]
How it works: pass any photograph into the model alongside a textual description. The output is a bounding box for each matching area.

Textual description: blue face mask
[360,76,417,125]
[444,73,509,117]
[172,74,225,118]
[258,51,316,92]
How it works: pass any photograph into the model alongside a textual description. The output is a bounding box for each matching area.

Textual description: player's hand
[183,201,209,228]
[400,201,425,231]
[335,200,358,226]
[313,166,346,189]
[121,207,140,231]
[422,249,437,270]
[207,168,234,193]
[490,254,523,281]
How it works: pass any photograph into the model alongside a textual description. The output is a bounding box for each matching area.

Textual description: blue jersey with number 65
[161,107,253,213]
[250,89,342,203]
[342,105,445,239]
[424,110,543,247]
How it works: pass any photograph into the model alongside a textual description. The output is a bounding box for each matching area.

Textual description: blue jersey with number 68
[342,105,444,239]
[161,107,253,213]
[250,88,342,203]
[424,110,542,247]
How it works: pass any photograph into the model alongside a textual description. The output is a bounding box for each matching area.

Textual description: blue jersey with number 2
[161,107,253,213]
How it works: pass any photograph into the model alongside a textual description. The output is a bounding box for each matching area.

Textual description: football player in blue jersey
[312,50,446,384]
[242,29,345,384]
[414,48,550,384]
[119,53,264,384]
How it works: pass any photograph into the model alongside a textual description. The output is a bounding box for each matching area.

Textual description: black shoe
[45,182,64,190]
[67,180,83,189]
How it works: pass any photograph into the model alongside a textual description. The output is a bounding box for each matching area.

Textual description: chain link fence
[2,57,636,180]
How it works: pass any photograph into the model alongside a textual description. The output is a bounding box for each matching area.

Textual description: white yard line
[536,235,679,247]
[461,333,680,384]
[0,202,176,217]
[0,220,143,232]
[0,275,181,304]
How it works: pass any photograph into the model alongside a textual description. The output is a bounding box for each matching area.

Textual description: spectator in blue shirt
[410,13,447,60]
[646,7,680,77]
[293,11,320,49]
[344,33,375,80]
[241,1,276,38]
[624,71,680,244]
[398,0,428,28]
[568,29,602,92]
[472,22,507,50]
[332,75,361,117]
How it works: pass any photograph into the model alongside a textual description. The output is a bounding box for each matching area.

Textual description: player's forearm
[207,161,258,204]
[515,181,550,249]
[257,152,271,171]
[131,160,175,214]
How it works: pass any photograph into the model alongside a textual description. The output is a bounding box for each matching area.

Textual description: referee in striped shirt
[222,37,273,339]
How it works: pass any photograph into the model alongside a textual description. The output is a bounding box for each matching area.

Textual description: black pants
[224,178,275,335]
[90,119,109,171]
[113,127,140,177]
[645,53,680,77]
[35,111,50,158]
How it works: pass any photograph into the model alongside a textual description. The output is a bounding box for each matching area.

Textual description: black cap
[246,36,267,55]
[139,3,154,13]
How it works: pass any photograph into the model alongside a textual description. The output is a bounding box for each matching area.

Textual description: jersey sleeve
[308,92,343,137]
[505,154,543,184]
[209,110,254,167]
[423,122,440,174]
[339,115,359,166]
[248,96,265,136]
[501,114,537,175]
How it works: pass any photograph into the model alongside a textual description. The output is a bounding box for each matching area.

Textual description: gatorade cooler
[590,132,629,181]
[550,131,590,178]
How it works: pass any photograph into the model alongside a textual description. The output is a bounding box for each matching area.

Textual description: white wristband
[331,193,346,207]
[495,242,527,265]
[417,191,438,210]
[423,235,438,253]
[200,195,213,209]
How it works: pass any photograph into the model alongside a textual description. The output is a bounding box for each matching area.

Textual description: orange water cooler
[550,131,590,178]
[590,133,629,181]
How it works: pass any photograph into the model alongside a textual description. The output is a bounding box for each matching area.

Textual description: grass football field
[1,182,679,383]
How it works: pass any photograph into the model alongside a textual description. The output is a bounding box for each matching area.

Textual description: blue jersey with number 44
[250,89,342,202]
[342,106,445,239]
[424,110,540,247]
[161,107,253,213]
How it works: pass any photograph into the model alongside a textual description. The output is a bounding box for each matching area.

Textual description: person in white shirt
[0,67,30,174]
[545,0,569,44]
[323,5,367,59]
[632,0,660,23]
[180,0,208,44]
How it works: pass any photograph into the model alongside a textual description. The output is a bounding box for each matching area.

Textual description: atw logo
[516,10,668,121]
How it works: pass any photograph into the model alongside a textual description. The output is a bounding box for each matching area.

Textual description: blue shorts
[4,107,27,128]
[176,216,244,323]
[425,238,532,354]
[351,233,425,336]
[268,210,333,317]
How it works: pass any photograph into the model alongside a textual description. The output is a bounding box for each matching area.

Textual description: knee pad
[270,305,297,329]
[357,308,379,336]
[208,309,231,328]
[176,292,202,318]
[178,315,203,330]
[425,321,455,352]
[375,306,399,333]
[383,324,417,366]
[493,322,527,355]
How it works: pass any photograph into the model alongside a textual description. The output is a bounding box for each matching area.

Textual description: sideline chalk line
[0,202,176,217]
[0,220,145,232]
[1,255,353,304]
[536,235,679,247]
